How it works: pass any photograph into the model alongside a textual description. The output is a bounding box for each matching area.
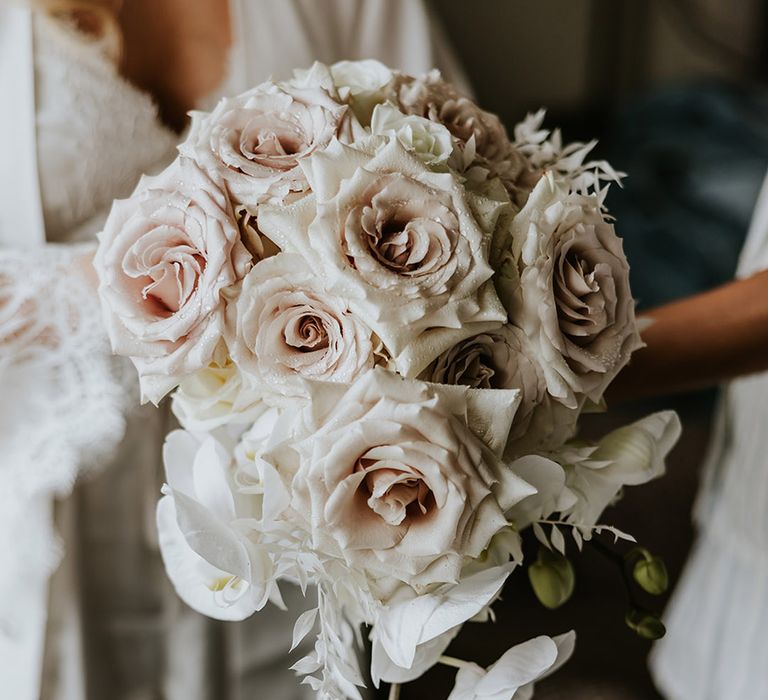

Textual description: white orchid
[447,632,576,700]
[157,430,278,620]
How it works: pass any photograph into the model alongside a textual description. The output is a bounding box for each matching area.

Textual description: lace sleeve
[0,241,138,632]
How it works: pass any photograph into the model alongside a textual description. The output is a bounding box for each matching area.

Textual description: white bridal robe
[0,3,467,699]
[650,175,768,700]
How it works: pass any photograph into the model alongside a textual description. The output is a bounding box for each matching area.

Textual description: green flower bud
[625,608,666,640]
[626,547,669,595]
[633,556,669,596]
[528,547,575,610]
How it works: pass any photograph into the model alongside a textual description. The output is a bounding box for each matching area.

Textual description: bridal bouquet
[95,60,680,699]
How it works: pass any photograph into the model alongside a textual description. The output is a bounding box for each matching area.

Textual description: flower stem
[388,682,401,700]
[589,537,642,609]
[438,655,470,670]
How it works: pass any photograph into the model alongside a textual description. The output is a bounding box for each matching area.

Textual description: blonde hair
[34,0,122,61]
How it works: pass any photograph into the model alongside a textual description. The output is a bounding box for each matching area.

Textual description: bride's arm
[609,269,768,402]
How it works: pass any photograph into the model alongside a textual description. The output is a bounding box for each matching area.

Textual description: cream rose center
[355,447,433,527]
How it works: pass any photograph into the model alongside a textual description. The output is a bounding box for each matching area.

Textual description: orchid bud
[528,547,575,610]
[627,548,669,595]
[625,608,666,640]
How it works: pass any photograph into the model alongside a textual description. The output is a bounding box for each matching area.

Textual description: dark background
[387,1,768,697]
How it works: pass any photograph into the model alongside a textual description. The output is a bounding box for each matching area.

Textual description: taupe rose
[180,63,348,206]
[94,157,251,404]
[426,325,580,454]
[427,325,545,441]
[396,71,529,191]
[226,253,375,397]
[510,173,642,408]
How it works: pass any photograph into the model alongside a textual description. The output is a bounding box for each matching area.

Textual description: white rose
[180,63,347,206]
[233,406,295,530]
[157,430,276,620]
[171,345,266,431]
[270,369,533,588]
[226,253,376,398]
[258,138,507,377]
[330,59,396,124]
[370,102,453,166]
[510,173,643,408]
[94,157,252,404]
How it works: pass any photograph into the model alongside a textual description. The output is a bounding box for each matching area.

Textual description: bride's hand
[0,249,98,350]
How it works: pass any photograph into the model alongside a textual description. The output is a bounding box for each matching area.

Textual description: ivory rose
[171,345,265,431]
[94,157,251,404]
[180,63,347,206]
[226,253,375,397]
[330,59,396,125]
[397,71,508,162]
[370,102,453,166]
[510,173,643,408]
[274,369,534,588]
[258,138,508,377]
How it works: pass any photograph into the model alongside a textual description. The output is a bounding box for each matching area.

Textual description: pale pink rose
[280,370,534,587]
[510,173,642,408]
[180,63,348,206]
[259,139,507,377]
[226,253,375,397]
[95,157,251,403]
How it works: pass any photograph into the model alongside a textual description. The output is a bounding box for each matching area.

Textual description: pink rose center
[129,229,205,316]
[240,114,309,170]
[439,97,508,161]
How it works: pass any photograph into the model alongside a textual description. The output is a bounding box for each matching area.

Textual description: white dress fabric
[650,173,768,700]
[0,3,467,699]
